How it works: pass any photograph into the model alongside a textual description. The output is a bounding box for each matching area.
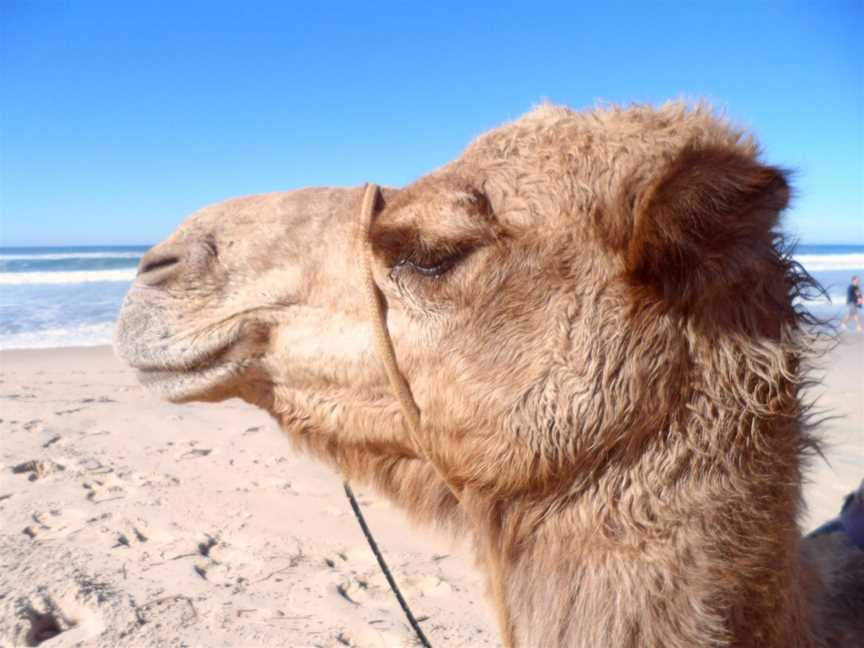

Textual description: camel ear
[626,145,790,303]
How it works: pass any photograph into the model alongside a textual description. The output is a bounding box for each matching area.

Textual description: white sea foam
[793,254,864,272]
[0,269,137,285]
[797,293,848,306]
[0,322,116,350]
[0,252,144,261]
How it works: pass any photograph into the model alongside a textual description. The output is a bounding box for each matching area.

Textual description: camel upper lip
[115,305,246,374]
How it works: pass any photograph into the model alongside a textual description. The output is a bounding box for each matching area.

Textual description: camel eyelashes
[371,222,480,282]
[390,248,470,279]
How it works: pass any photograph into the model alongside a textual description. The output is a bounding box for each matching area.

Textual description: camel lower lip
[136,367,197,382]
[135,361,227,383]
[135,361,238,402]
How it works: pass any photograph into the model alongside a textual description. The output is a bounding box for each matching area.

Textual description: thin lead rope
[343,482,433,648]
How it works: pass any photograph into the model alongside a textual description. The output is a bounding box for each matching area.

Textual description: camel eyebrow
[369,223,492,268]
[369,224,418,265]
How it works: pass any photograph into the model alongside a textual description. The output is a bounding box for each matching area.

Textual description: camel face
[115,188,379,404]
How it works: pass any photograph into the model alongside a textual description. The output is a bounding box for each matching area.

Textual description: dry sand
[0,336,861,647]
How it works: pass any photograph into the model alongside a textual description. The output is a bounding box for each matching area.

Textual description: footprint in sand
[22,508,88,540]
[11,459,66,482]
[164,534,225,583]
[1,393,36,400]
[53,407,84,416]
[178,447,213,460]
[136,595,197,626]
[171,534,299,590]
[128,471,181,488]
[329,554,454,610]
[112,524,149,549]
[190,535,252,585]
[41,434,62,449]
[413,574,454,597]
[82,473,130,504]
[336,576,373,606]
[77,457,114,475]
[12,590,106,646]
[268,477,294,491]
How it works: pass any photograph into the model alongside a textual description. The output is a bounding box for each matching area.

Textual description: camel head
[117,103,797,502]
[117,103,826,646]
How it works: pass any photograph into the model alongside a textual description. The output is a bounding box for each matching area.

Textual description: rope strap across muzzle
[358,183,464,501]
[349,182,515,648]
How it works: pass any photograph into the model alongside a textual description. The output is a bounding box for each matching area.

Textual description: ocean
[0,244,863,350]
[0,246,147,350]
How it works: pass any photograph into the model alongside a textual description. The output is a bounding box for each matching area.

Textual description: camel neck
[480,461,813,648]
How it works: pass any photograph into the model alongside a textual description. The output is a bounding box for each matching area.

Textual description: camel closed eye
[391,248,471,279]
[372,218,490,286]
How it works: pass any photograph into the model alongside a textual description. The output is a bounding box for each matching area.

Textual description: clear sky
[1,1,861,246]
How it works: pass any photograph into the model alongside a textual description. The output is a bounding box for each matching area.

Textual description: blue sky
[1,1,861,246]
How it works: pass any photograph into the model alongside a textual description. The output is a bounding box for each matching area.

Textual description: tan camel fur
[115,103,864,647]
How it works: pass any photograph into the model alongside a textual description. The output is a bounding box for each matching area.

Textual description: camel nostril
[137,248,183,286]
[140,255,180,275]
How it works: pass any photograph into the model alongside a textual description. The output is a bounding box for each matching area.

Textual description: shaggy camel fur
[116,103,864,647]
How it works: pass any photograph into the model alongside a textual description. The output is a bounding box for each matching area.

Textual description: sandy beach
[1,336,861,647]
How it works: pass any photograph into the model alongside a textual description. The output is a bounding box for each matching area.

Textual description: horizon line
[2,241,864,249]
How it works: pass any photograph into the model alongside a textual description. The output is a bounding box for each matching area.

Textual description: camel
[115,102,864,647]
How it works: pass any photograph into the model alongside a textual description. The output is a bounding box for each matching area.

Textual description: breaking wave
[794,254,864,272]
[0,269,138,285]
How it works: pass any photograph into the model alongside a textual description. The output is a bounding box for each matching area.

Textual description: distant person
[840,275,863,332]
